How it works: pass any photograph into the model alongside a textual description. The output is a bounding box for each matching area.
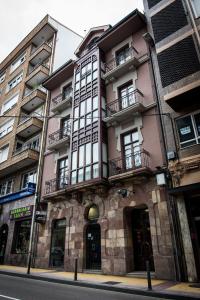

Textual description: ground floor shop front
[35,178,176,280]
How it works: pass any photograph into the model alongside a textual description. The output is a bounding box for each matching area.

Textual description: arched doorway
[0,224,8,264]
[50,219,66,268]
[85,205,101,270]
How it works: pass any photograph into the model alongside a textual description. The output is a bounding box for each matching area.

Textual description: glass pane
[93,70,97,80]
[78,168,83,182]
[72,151,77,170]
[74,106,79,118]
[102,143,107,162]
[79,145,85,167]
[82,66,86,76]
[81,78,86,88]
[75,82,79,91]
[194,113,200,136]
[87,63,92,72]
[87,74,92,83]
[80,101,85,116]
[71,171,77,184]
[86,143,91,164]
[92,110,98,123]
[124,133,131,145]
[73,120,78,131]
[176,116,195,144]
[85,166,91,180]
[93,96,98,110]
[93,143,98,163]
[132,131,139,142]
[103,164,107,178]
[101,97,106,110]
[93,164,99,178]
[86,98,92,113]
[92,61,97,70]
[86,113,91,125]
[75,72,80,82]
[80,117,85,129]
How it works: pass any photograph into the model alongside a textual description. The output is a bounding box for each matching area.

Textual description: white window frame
[0,179,13,196]
[10,52,26,74]
[0,73,5,84]
[0,145,9,164]
[7,72,23,92]
[21,169,37,189]
[176,112,200,148]
[0,118,14,138]
[1,93,19,115]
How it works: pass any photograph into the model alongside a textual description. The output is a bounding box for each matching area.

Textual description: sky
[0,0,144,63]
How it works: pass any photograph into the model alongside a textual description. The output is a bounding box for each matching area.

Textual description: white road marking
[0,295,22,300]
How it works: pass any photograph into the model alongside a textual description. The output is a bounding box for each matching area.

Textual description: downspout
[26,30,57,273]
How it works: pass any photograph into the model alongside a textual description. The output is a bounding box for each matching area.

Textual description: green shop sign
[10,205,33,220]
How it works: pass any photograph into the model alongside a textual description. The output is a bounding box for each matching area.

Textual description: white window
[1,93,19,114]
[10,53,26,74]
[0,73,5,84]
[0,179,13,196]
[191,0,200,17]
[7,72,23,92]
[0,118,14,138]
[21,170,37,189]
[0,145,9,163]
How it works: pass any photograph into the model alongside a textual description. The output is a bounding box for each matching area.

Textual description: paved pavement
[0,274,171,300]
[0,265,199,299]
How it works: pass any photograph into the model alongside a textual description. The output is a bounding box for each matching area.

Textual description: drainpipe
[26,30,57,274]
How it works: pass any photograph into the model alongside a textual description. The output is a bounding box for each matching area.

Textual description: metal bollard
[74,258,78,281]
[146,260,152,290]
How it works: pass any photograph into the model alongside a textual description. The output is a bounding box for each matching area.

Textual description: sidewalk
[0,265,200,299]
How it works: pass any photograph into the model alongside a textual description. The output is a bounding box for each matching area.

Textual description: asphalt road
[0,274,171,300]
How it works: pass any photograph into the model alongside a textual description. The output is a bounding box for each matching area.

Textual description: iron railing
[18,112,43,125]
[48,125,71,146]
[109,148,150,176]
[52,89,73,107]
[45,176,69,194]
[104,46,138,73]
[105,89,144,117]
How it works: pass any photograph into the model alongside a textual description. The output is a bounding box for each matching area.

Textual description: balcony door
[57,157,68,189]
[116,44,131,66]
[61,117,70,139]
[119,83,135,110]
[123,131,141,170]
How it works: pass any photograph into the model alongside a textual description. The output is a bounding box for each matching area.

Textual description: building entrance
[131,207,154,271]
[86,223,101,270]
[0,224,8,264]
[50,219,66,268]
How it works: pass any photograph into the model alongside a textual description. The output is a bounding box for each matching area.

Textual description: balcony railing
[109,148,150,177]
[19,112,43,125]
[31,42,52,56]
[45,176,69,194]
[105,89,144,117]
[52,90,73,107]
[13,144,40,156]
[48,125,71,146]
[105,46,138,74]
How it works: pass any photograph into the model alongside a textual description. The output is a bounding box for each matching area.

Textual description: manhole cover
[189,283,200,288]
[103,281,121,285]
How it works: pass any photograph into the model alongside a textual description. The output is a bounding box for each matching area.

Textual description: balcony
[25,63,49,88]
[0,146,39,178]
[51,91,72,113]
[103,47,139,84]
[44,176,69,197]
[47,125,71,151]
[16,116,43,138]
[104,89,145,126]
[21,88,47,112]
[29,43,52,66]
[109,148,151,182]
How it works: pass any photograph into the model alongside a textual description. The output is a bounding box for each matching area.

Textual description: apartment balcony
[108,148,151,182]
[44,176,69,199]
[0,146,39,178]
[103,47,140,84]
[51,91,73,113]
[29,43,52,66]
[16,116,43,138]
[47,125,71,151]
[25,63,50,88]
[104,89,145,126]
[21,88,47,113]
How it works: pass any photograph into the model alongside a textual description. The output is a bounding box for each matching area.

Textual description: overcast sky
[0,0,144,63]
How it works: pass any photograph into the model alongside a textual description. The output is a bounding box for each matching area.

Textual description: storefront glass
[11,219,31,254]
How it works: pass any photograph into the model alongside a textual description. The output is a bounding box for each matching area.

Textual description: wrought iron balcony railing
[13,144,40,155]
[48,125,71,146]
[45,176,69,194]
[52,89,73,107]
[105,89,144,117]
[104,46,138,73]
[109,148,150,177]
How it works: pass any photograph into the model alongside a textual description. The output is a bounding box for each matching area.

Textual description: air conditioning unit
[167,151,176,160]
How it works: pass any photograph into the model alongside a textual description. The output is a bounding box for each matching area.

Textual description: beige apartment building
[0,15,82,266]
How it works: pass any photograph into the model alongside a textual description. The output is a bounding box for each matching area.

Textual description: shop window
[176,113,200,148]
[11,219,31,254]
